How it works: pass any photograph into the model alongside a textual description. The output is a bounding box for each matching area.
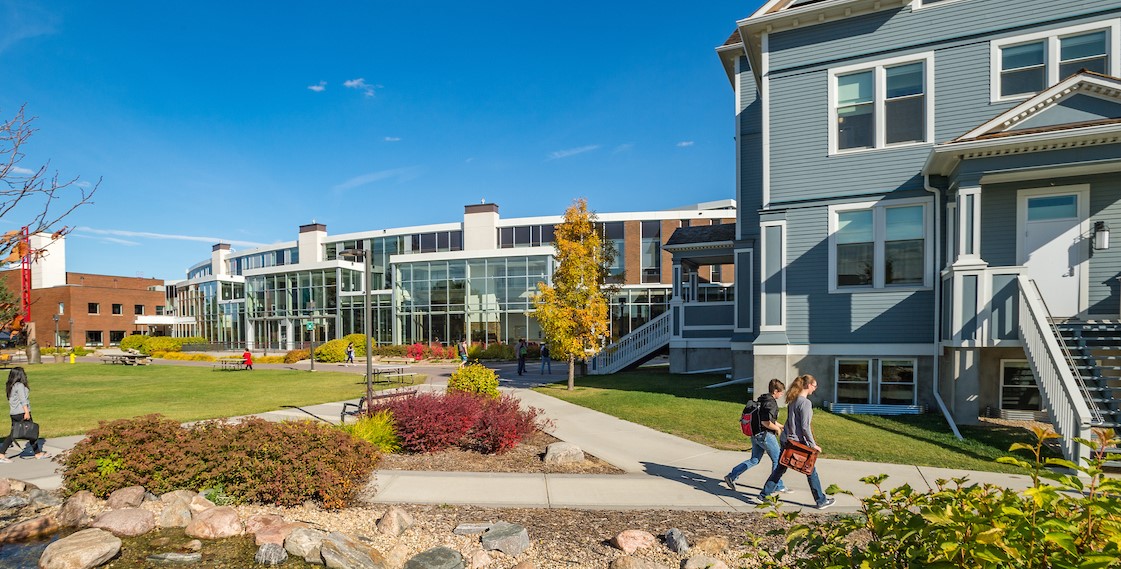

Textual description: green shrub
[151,351,216,362]
[283,349,309,364]
[752,427,1121,568]
[315,339,348,363]
[478,342,515,360]
[342,334,368,357]
[119,335,147,352]
[256,355,285,364]
[60,414,379,509]
[42,346,92,355]
[340,410,400,454]
[372,344,408,357]
[447,364,500,399]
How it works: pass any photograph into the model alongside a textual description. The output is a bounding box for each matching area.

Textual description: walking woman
[0,367,48,462]
[758,374,834,509]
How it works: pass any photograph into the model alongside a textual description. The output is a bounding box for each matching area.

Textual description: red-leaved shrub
[407,342,425,361]
[373,392,548,454]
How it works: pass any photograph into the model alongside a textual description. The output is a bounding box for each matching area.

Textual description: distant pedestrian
[457,338,469,368]
[540,343,552,374]
[242,349,254,371]
[516,339,528,376]
[724,379,788,493]
[0,367,47,462]
[345,342,355,366]
[758,374,834,509]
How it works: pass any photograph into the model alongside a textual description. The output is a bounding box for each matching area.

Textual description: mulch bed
[377,431,624,475]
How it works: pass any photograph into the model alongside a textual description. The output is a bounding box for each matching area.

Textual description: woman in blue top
[758,374,834,509]
[0,367,47,462]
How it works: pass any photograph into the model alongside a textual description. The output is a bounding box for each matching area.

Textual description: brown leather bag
[779,439,818,475]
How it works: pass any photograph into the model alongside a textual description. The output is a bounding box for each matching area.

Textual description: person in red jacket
[242,349,253,370]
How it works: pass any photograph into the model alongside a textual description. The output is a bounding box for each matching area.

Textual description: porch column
[955,186,986,266]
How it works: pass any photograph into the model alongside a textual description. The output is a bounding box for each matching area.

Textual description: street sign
[305,321,314,331]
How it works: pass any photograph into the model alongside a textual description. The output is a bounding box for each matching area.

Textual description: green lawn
[11,363,422,437]
[535,370,1048,474]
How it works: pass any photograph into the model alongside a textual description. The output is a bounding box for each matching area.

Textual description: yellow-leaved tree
[533,198,612,390]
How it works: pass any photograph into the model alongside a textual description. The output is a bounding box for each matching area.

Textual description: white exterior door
[1017,186,1089,319]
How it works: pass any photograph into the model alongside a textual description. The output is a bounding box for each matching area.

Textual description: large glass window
[879,360,916,405]
[641,221,661,283]
[832,202,929,290]
[836,359,871,404]
[85,330,103,347]
[834,57,929,151]
[1001,361,1044,414]
[836,358,918,405]
[996,25,1114,99]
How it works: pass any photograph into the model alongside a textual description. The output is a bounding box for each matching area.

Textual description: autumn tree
[533,198,613,390]
[0,104,97,263]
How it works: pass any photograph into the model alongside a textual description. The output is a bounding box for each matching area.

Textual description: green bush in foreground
[61,414,379,509]
[340,409,400,454]
[752,427,1121,568]
[447,363,500,399]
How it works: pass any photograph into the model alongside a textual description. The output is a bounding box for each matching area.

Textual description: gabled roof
[664,223,737,248]
[924,71,1121,175]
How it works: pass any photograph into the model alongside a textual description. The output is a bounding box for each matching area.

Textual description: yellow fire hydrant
[69,353,76,364]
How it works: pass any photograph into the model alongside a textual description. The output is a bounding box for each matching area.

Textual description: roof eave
[923,123,1121,176]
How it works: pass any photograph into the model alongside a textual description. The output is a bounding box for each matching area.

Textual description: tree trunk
[567,355,575,390]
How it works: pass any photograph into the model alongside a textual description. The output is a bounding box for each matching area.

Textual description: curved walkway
[5,360,1035,514]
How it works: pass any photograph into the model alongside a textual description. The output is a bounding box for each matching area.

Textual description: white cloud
[384,136,401,142]
[100,237,140,246]
[333,167,421,191]
[75,180,92,188]
[548,145,601,160]
[307,81,327,92]
[344,78,380,97]
[74,227,267,248]
[676,141,695,147]
[10,166,34,175]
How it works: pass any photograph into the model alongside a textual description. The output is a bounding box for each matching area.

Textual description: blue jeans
[761,462,827,506]
[540,357,551,374]
[727,432,785,491]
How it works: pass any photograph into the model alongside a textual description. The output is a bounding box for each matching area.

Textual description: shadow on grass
[560,369,748,405]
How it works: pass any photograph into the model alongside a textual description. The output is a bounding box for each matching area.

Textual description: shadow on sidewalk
[640,461,758,507]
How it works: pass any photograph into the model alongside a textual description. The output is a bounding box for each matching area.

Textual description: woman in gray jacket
[758,374,834,509]
[0,367,47,461]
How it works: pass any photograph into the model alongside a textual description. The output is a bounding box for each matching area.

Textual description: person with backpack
[539,343,551,374]
[345,342,355,366]
[516,339,528,376]
[723,378,788,494]
[758,374,835,510]
[457,338,468,368]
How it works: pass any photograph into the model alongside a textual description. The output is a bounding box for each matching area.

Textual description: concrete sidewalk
[0,362,1035,514]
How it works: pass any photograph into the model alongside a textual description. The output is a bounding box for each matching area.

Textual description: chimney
[211,243,231,276]
[463,204,499,251]
[298,223,327,264]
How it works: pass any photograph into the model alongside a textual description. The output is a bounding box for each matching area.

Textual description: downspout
[926,174,963,440]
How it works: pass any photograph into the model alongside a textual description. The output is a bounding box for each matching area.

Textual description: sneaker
[816,497,836,510]
[0,456,10,464]
[777,487,794,494]
[34,452,49,460]
[723,474,736,490]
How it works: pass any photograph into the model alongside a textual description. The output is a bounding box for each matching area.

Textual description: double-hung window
[834,358,917,405]
[830,199,932,291]
[993,21,1119,101]
[830,53,933,153]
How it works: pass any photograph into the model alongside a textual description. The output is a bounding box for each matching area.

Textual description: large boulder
[38,528,122,569]
[159,490,197,504]
[691,536,729,555]
[321,532,386,569]
[608,557,668,569]
[376,507,414,537]
[481,522,530,557]
[0,514,59,543]
[683,556,729,569]
[543,442,584,465]
[284,527,327,564]
[57,491,101,528]
[609,530,656,555]
[29,489,63,510]
[106,486,146,510]
[403,547,464,569]
[91,508,156,537]
[188,495,215,513]
[185,506,242,539]
[664,528,689,553]
[158,498,192,528]
[255,543,289,566]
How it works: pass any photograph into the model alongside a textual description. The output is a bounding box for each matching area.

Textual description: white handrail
[1017,275,1093,465]
[589,311,672,375]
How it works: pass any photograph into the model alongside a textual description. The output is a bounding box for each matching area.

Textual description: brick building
[0,235,167,348]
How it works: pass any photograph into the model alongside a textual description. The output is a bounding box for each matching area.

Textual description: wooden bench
[340,388,418,422]
[212,358,248,371]
[379,357,413,365]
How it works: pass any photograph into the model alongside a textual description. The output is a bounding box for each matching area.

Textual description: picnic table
[213,357,248,371]
[372,365,412,384]
[100,350,152,366]
[339,387,418,422]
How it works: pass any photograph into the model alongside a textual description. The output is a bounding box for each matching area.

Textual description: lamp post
[307,300,316,372]
[341,248,374,411]
[52,314,59,348]
[68,318,73,348]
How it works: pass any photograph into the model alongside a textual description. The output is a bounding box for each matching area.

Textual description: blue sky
[0,1,756,281]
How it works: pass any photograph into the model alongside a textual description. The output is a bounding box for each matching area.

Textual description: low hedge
[61,414,379,509]
[118,335,208,355]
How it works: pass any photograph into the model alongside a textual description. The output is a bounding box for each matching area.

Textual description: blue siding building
[708,0,1121,460]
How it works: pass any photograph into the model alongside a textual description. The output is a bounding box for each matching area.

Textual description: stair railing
[589,311,672,375]
[1030,280,1103,425]
[1017,276,1095,465]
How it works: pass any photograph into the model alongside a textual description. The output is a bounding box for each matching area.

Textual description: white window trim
[835,358,873,405]
[828,196,935,293]
[990,19,1121,103]
[912,0,968,10]
[760,221,786,332]
[827,51,935,155]
[878,358,918,405]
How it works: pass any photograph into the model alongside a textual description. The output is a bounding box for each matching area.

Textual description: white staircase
[588,311,672,375]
